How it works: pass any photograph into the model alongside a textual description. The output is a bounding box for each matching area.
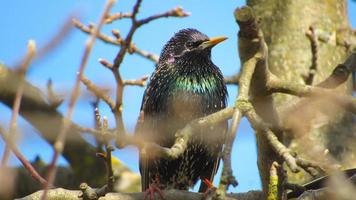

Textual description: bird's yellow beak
[200,36,228,49]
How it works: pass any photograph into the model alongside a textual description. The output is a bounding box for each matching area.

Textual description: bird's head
[159,28,227,64]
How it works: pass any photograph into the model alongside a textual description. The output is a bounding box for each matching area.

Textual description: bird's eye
[185,40,203,49]
[185,42,195,49]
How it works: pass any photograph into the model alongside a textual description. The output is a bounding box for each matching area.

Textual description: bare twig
[136,6,190,26]
[224,73,240,85]
[2,40,36,165]
[128,44,159,63]
[305,26,319,85]
[266,72,356,114]
[109,1,189,148]
[0,126,48,186]
[73,18,118,45]
[111,2,189,69]
[296,158,324,177]
[105,145,115,192]
[41,1,116,199]
[13,17,74,69]
[111,29,122,41]
[217,6,264,195]
[77,126,116,140]
[105,12,132,24]
[94,107,102,130]
[111,0,148,143]
[317,51,356,88]
[102,117,115,192]
[80,75,116,110]
[218,109,241,193]
[92,101,105,151]
[245,108,299,173]
[123,75,149,86]
[74,20,159,63]
[0,64,108,187]
[46,79,64,108]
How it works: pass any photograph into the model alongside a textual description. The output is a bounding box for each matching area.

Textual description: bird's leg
[201,177,218,200]
[143,175,165,200]
[202,178,214,189]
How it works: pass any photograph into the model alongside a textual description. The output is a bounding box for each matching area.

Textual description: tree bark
[16,188,263,200]
[245,0,355,198]
[0,64,107,193]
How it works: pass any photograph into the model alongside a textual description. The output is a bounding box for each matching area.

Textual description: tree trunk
[246,0,355,198]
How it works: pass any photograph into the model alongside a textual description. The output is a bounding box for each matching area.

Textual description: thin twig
[0,127,48,186]
[218,109,241,193]
[267,74,356,114]
[74,20,159,63]
[305,26,319,85]
[245,109,299,173]
[105,12,132,24]
[102,116,115,192]
[217,6,264,195]
[13,17,74,69]
[92,101,105,151]
[75,2,191,148]
[2,40,36,165]
[73,18,119,45]
[128,44,159,63]
[46,79,64,108]
[136,6,190,26]
[80,75,116,110]
[105,144,115,192]
[123,75,149,86]
[41,1,116,199]
[224,73,240,85]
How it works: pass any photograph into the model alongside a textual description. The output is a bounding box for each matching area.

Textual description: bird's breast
[166,75,220,121]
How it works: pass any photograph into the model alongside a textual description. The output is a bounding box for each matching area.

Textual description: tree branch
[72,19,159,63]
[0,126,48,186]
[2,40,36,165]
[80,75,116,111]
[42,2,116,198]
[17,188,263,200]
[0,64,107,188]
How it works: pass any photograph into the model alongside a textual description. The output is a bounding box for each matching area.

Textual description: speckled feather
[137,29,228,192]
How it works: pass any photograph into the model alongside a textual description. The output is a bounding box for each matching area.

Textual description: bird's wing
[198,121,227,192]
[136,70,170,191]
[136,111,151,191]
[198,155,221,192]
[135,111,149,191]
[135,86,149,191]
[139,151,149,191]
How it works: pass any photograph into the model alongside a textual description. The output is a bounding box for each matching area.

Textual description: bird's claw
[144,176,165,200]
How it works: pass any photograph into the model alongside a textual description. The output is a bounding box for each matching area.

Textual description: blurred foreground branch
[17,188,263,200]
[0,63,107,187]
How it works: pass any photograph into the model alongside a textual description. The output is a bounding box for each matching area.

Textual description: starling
[137,28,228,193]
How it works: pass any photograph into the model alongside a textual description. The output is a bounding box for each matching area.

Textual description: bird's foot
[201,178,218,200]
[143,184,165,200]
[144,176,165,200]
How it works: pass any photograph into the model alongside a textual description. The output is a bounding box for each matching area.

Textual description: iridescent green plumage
[137,28,228,192]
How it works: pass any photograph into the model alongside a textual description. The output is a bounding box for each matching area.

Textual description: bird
[136,28,228,194]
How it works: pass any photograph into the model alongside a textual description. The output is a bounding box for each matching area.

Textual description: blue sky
[0,0,355,193]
